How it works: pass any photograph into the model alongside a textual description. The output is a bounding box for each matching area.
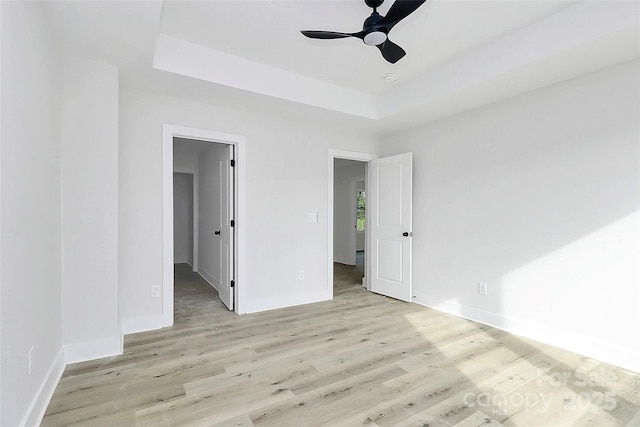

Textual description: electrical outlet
[478,282,488,296]
[151,285,161,298]
[298,270,305,280]
[29,346,34,375]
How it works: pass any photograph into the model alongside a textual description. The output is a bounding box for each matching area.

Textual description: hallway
[173,263,226,318]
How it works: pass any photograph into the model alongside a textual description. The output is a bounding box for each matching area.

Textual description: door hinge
[230,159,236,167]
[230,280,235,288]
[230,219,235,227]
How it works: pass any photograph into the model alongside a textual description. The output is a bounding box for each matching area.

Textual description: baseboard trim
[413,292,640,373]
[333,257,356,266]
[121,315,165,335]
[197,266,219,291]
[244,290,331,314]
[64,336,122,364]
[20,348,66,427]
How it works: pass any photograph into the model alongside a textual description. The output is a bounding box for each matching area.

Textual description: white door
[368,153,413,302]
[217,145,235,310]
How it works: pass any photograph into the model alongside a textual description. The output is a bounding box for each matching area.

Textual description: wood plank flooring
[42,262,640,426]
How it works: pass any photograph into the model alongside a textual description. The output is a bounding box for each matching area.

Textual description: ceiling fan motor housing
[364,12,385,29]
[363,12,388,45]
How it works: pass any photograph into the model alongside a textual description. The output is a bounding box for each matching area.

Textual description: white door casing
[368,153,413,302]
[217,145,234,310]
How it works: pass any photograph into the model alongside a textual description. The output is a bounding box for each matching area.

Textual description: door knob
[402,232,412,237]
[214,230,221,235]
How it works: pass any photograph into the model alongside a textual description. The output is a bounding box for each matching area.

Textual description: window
[356,190,365,231]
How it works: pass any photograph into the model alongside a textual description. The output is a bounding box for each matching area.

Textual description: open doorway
[327,149,377,299]
[333,159,366,289]
[328,149,414,303]
[173,138,234,313]
[162,124,246,325]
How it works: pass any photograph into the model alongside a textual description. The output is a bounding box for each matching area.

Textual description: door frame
[162,124,246,325]
[327,149,378,299]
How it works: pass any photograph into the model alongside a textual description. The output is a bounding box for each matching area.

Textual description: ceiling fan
[300,0,427,64]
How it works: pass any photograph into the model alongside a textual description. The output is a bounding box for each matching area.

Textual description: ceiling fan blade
[301,30,355,40]
[377,39,406,63]
[381,0,427,28]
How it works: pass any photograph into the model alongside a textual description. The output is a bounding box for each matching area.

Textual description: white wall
[173,141,200,171]
[334,161,365,265]
[119,85,375,325]
[197,143,224,289]
[60,57,120,363]
[1,4,3,421]
[173,173,193,265]
[356,180,365,252]
[378,60,640,372]
[0,2,64,426]
[173,141,200,270]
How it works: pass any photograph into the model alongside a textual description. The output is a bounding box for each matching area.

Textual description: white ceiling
[159,0,574,95]
[43,0,640,134]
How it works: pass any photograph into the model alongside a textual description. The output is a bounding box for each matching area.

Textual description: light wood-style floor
[42,262,640,426]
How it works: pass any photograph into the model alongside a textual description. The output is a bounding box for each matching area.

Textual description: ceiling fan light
[363,31,387,46]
